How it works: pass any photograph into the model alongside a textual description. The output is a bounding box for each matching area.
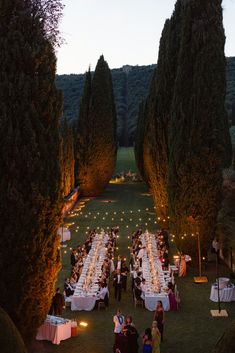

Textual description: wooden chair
[98,301,106,310]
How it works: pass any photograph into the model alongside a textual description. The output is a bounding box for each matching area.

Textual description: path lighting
[79,322,88,327]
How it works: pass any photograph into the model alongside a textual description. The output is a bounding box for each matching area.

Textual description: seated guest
[95,283,109,308]
[134,282,144,304]
[140,278,146,299]
[137,246,145,268]
[64,278,74,297]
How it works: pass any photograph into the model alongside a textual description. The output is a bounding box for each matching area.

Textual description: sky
[56,0,235,75]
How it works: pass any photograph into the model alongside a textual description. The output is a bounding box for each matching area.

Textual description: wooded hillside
[56,58,235,146]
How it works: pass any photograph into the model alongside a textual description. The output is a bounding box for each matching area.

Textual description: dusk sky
[57,0,235,74]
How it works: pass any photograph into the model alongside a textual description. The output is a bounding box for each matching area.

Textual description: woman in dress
[179,253,186,277]
[168,282,178,311]
[142,328,152,353]
[151,321,161,353]
[153,301,164,342]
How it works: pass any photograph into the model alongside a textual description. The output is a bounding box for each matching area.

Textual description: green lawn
[115,147,138,173]
[38,149,235,353]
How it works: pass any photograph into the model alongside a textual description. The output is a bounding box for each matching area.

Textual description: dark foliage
[56,59,235,147]
[56,65,155,146]
[0,307,26,353]
[168,0,232,252]
[61,119,75,197]
[0,0,63,343]
[75,56,117,196]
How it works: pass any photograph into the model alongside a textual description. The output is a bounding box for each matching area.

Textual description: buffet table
[210,284,235,302]
[36,315,71,345]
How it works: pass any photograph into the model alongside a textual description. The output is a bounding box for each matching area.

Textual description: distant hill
[56,57,235,146]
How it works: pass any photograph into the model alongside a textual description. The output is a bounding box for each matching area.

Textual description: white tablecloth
[71,296,96,311]
[71,232,109,311]
[210,285,235,302]
[145,294,170,311]
[140,232,171,311]
[36,316,71,345]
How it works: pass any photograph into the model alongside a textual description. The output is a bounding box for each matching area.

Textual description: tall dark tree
[76,69,92,190]
[134,101,148,183]
[140,1,182,226]
[231,103,235,126]
[168,0,232,252]
[76,56,117,196]
[61,119,75,197]
[0,0,63,343]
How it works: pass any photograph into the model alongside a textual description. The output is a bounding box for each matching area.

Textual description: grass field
[36,149,235,353]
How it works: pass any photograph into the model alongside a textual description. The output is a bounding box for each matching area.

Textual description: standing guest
[122,316,139,353]
[70,249,77,267]
[167,283,177,311]
[52,288,65,316]
[153,301,164,342]
[137,246,145,268]
[121,261,129,291]
[113,309,125,348]
[151,321,161,353]
[142,327,152,353]
[179,253,186,277]
[116,255,122,270]
[113,269,123,301]
[212,237,220,264]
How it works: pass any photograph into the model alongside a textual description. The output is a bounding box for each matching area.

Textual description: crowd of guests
[129,228,176,306]
[49,227,119,315]
[113,303,164,353]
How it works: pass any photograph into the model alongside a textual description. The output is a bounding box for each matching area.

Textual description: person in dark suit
[52,288,65,316]
[70,249,77,267]
[121,261,129,292]
[113,269,123,301]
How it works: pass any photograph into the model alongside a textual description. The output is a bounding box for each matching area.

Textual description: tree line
[0,0,117,350]
[135,0,232,256]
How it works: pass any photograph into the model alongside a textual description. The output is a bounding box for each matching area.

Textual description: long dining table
[71,231,109,311]
[140,232,171,311]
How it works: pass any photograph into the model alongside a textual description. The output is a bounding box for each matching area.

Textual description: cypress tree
[76,56,117,196]
[168,0,232,252]
[231,103,235,126]
[0,0,63,343]
[134,101,148,183]
[141,1,182,226]
[61,119,75,197]
[76,69,93,191]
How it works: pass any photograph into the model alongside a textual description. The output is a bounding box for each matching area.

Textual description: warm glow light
[79,322,88,327]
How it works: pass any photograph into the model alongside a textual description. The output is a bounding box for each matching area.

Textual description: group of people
[113,302,165,353]
[130,228,170,272]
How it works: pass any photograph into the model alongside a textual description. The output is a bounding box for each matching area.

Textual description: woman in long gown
[168,284,178,311]
[179,253,186,277]
[153,301,164,342]
[142,327,152,353]
[151,321,161,353]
